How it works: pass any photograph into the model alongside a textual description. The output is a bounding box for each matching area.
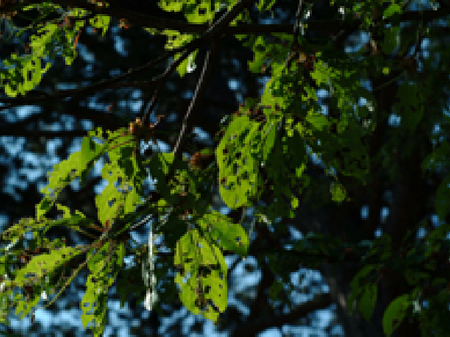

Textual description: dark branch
[0,64,165,112]
[4,3,448,112]
[22,0,450,36]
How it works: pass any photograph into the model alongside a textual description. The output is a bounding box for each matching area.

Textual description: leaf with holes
[198,211,249,257]
[174,229,227,322]
[14,246,83,286]
[216,115,260,208]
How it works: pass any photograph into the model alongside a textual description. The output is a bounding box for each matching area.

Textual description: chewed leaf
[15,246,83,286]
[81,272,113,334]
[42,134,107,199]
[96,181,122,225]
[216,115,258,208]
[216,114,277,209]
[175,229,227,322]
[95,132,145,225]
[89,14,111,36]
[198,211,249,256]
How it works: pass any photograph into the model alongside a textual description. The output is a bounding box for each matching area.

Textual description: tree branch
[23,1,450,35]
[0,65,164,112]
[4,3,448,113]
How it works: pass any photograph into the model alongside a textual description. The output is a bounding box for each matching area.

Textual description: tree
[1,0,450,336]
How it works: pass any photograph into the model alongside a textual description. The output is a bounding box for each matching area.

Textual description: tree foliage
[1,0,450,336]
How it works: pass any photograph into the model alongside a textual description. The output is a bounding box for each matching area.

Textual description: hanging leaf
[358,283,378,321]
[174,229,227,322]
[382,294,410,337]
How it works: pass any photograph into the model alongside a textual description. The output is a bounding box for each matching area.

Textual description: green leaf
[435,175,450,220]
[185,2,214,23]
[162,29,194,51]
[15,246,83,286]
[176,50,198,78]
[89,14,111,36]
[198,211,249,256]
[115,243,126,269]
[81,136,103,164]
[95,133,144,225]
[15,291,41,319]
[311,60,337,87]
[148,152,176,201]
[95,177,123,225]
[159,1,184,12]
[56,203,72,218]
[262,121,308,219]
[393,82,424,131]
[116,265,146,308]
[422,140,450,172]
[268,279,284,300]
[330,182,346,203]
[248,36,267,73]
[36,196,53,220]
[216,115,259,208]
[41,134,107,199]
[382,26,399,54]
[175,229,228,322]
[306,112,330,131]
[382,294,410,336]
[383,3,402,19]
[4,83,17,97]
[81,273,110,334]
[349,265,376,314]
[81,245,117,335]
[87,242,110,272]
[257,0,276,11]
[358,283,378,321]
[262,120,278,161]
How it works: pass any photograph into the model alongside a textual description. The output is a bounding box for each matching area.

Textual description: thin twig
[127,44,217,232]
[292,0,304,50]
[172,43,216,160]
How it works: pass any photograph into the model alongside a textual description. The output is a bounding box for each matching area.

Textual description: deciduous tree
[1,1,450,336]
